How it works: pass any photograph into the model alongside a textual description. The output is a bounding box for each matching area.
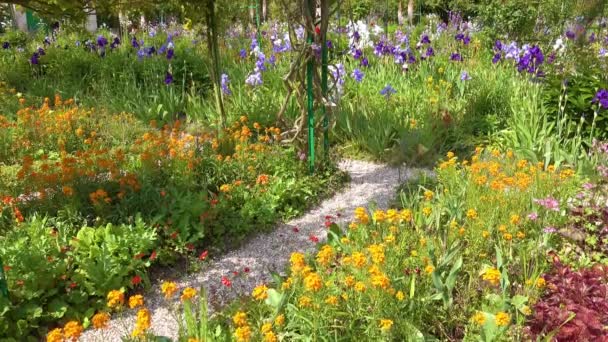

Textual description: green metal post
[0,257,8,299]
[321,31,329,157]
[306,0,315,174]
[250,1,262,46]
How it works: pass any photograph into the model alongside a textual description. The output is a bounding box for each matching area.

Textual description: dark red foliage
[527,261,608,341]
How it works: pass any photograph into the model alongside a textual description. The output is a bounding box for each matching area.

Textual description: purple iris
[380,84,396,99]
[494,40,502,52]
[137,49,145,61]
[450,52,463,61]
[326,40,333,49]
[110,37,120,49]
[455,33,465,41]
[164,72,173,85]
[360,57,369,67]
[30,52,40,65]
[37,47,45,56]
[589,32,596,43]
[131,37,140,49]
[167,47,174,60]
[593,89,608,109]
[463,35,471,45]
[97,35,108,48]
[351,68,364,82]
[144,46,156,56]
[250,38,259,51]
[220,73,231,95]
[245,71,263,86]
[425,47,435,58]
[353,49,362,59]
[239,49,247,59]
[460,71,471,81]
[565,30,575,40]
[2,42,9,49]
[353,31,361,42]
[420,34,431,44]
[268,54,276,67]
[492,53,502,64]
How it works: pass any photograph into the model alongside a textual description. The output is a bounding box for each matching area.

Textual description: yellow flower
[495,312,510,326]
[281,277,293,290]
[510,214,521,225]
[535,277,546,289]
[132,308,151,337]
[422,206,432,216]
[466,209,478,220]
[343,275,356,287]
[289,252,307,274]
[482,230,490,238]
[503,233,513,241]
[352,252,367,268]
[341,237,350,244]
[252,284,269,301]
[128,294,144,309]
[261,322,273,333]
[373,210,386,223]
[384,234,395,244]
[400,209,413,222]
[425,265,435,274]
[180,287,197,302]
[274,314,285,326]
[46,328,63,342]
[371,273,391,289]
[219,184,231,193]
[446,151,455,159]
[410,118,418,129]
[304,272,323,292]
[92,312,111,329]
[316,245,334,267]
[234,325,252,342]
[161,281,178,299]
[482,268,501,286]
[354,282,366,292]
[264,331,278,342]
[107,290,125,309]
[379,319,393,332]
[298,296,313,308]
[63,321,83,341]
[325,295,339,306]
[395,291,405,301]
[516,231,526,239]
[424,190,434,201]
[386,209,399,222]
[521,305,532,315]
[498,224,507,232]
[472,312,486,325]
[367,244,385,264]
[233,311,248,327]
[188,339,201,342]
[410,250,418,257]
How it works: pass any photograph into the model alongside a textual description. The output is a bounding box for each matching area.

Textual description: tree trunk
[407,0,414,26]
[262,0,268,22]
[398,1,404,26]
[205,0,226,129]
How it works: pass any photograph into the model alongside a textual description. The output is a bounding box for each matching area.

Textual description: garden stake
[321,21,329,157]
[306,0,315,174]
[0,257,8,298]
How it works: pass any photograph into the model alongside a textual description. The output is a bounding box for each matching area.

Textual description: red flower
[244,267,250,273]
[199,250,209,261]
[325,215,333,220]
[69,282,77,289]
[131,275,142,286]
[134,253,145,259]
[292,227,299,233]
[211,199,219,206]
[3,265,11,272]
[186,243,195,251]
[150,250,157,261]
[221,276,232,287]
[170,232,178,239]
[160,190,166,197]
[315,26,321,35]
[324,221,332,228]
[233,271,239,276]
[309,235,319,243]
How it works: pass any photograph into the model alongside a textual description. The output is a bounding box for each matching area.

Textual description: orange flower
[256,174,269,185]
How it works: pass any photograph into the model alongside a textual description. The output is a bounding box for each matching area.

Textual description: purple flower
[455,33,465,41]
[420,34,431,44]
[353,49,362,60]
[351,68,364,82]
[380,84,396,99]
[245,71,263,86]
[589,32,596,43]
[534,196,560,211]
[2,42,9,49]
[43,36,51,46]
[326,40,333,49]
[353,31,361,42]
[592,89,608,109]
[460,71,471,81]
[250,38,259,51]
[97,35,108,48]
[565,30,575,40]
[494,40,503,52]
[131,37,140,49]
[137,49,145,61]
[164,72,173,85]
[543,226,557,234]
[110,37,120,49]
[425,47,435,58]
[360,57,369,67]
[30,52,40,65]
[268,54,276,67]
[582,183,596,190]
[220,73,231,95]
[239,49,247,59]
[527,212,538,221]
[463,35,471,45]
[492,53,502,64]
[450,52,463,61]
[37,47,45,56]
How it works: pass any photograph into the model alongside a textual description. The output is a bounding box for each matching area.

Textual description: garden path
[82,160,426,341]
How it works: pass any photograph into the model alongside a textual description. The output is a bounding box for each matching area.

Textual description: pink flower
[221,276,232,287]
[534,197,560,211]
[527,212,538,221]
[309,235,319,243]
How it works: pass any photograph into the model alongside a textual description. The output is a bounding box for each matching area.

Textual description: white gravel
[81,160,426,341]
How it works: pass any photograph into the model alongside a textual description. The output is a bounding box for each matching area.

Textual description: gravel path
[82,160,425,341]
